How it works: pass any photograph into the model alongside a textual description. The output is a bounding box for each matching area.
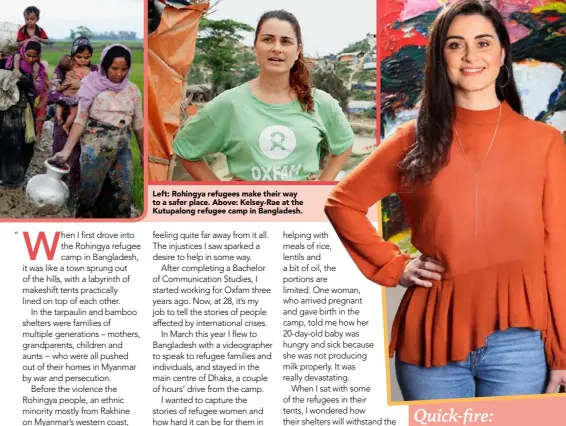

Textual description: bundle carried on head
[0,22,20,55]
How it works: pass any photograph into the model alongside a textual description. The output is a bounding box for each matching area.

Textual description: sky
[3,0,143,39]
[207,0,377,57]
[2,0,375,52]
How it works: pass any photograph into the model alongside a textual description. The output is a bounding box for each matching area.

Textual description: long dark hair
[254,10,314,114]
[399,0,522,186]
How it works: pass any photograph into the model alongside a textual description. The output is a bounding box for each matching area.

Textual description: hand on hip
[400,255,445,288]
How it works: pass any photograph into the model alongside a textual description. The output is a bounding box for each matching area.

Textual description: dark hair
[101,46,132,75]
[58,55,72,70]
[24,6,40,18]
[25,40,41,53]
[398,0,522,186]
[71,37,94,57]
[254,10,314,114]
[74,45,93,56]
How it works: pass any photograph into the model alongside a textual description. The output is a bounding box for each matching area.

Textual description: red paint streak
[378,0,428,60]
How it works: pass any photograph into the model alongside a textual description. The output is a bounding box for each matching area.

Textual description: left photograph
[0,1,144,219]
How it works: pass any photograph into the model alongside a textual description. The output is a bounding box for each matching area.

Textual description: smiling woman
[172,9,354,182]
[443,15,511,108]
[325,0,566,401]
[445,18,503,90]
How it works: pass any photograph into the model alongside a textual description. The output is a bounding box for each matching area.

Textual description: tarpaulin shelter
[148,0,209,181]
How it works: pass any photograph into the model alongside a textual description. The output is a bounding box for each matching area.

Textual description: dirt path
[0,120,72,218]
[348,50,372,90]
[0,120,141,219]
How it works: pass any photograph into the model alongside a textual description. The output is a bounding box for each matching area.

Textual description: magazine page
[2,0,566,426]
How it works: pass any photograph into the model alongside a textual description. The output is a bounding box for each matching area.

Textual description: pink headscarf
[6,39,47,95]
[77,43,132,110]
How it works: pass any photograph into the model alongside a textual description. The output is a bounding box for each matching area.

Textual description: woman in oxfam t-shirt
[172,10,354,182]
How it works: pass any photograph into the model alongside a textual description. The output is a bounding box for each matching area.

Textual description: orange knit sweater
[325,101,566,369]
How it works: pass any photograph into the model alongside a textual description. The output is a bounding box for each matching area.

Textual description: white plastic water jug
[26,160,70,214]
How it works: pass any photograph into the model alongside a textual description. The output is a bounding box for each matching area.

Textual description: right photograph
[378,0,566,402]
[148,0,377,182]
[325,0,566,403]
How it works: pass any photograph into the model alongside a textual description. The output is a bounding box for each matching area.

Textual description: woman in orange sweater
[326,0,566,400]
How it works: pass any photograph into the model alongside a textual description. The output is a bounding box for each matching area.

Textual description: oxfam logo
[258,125,296,160]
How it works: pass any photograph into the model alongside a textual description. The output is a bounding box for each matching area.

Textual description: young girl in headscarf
[2,39,47,96]
[49,36,98,200]
[8,39,50,139]
[51,44,143,218]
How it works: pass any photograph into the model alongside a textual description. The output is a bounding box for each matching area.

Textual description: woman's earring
[497,64,510,88]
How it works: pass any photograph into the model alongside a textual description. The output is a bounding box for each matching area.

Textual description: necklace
[453,103,502,238]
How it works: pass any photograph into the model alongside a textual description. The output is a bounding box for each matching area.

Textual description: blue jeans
[395,328,548,400]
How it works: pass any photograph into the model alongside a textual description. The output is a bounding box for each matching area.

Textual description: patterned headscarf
[6,39,47,96]
[77,44,132,111]
[71,36,92,56]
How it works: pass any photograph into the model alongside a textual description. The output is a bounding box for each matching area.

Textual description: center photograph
[147,0,377,182]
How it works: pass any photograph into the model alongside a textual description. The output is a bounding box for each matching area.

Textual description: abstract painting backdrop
[378,0,566,249]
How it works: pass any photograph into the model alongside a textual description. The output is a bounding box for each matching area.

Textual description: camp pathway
[0,120,141,219]
[0,120,71,218]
